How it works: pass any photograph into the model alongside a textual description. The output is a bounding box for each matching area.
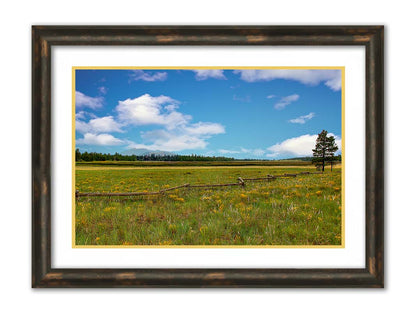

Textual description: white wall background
[0,0,413,311]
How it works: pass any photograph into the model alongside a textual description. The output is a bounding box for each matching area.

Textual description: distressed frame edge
[32,26,52,287]
[32,25,384,288]
[365,26,384,287]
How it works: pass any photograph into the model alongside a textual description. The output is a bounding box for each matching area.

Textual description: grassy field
[75,164,342,246]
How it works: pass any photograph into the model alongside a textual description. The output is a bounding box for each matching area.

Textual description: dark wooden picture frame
[32,25,384,288]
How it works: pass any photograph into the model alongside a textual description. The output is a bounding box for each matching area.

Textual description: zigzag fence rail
[75,171,323,199]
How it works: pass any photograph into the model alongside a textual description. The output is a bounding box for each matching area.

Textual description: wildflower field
[75,164,342,246]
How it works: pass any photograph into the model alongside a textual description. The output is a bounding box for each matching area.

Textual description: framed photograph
[32,26,384,287]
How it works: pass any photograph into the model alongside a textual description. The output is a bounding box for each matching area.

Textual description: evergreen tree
[75,148,81,162]
[312,130,338,172]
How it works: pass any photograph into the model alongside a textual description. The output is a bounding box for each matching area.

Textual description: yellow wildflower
[168,224,177,233]
[199,225,208,234]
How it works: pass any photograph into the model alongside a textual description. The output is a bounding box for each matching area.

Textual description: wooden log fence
[159,184,190,193]
[188,182,242,188]
[75,171,323,199]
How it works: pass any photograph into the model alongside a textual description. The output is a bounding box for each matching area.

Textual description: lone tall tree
[312,130,338,172]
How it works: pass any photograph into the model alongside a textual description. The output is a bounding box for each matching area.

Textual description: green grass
[75,165,342,246]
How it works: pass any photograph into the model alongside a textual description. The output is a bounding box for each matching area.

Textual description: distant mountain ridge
[121,148,175,157]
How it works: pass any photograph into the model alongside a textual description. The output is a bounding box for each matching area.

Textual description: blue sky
[75,69,342,159]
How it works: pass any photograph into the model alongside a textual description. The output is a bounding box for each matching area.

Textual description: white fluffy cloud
[75,111,96,120]
[274,94,300,110]
[76,93,225,150]
[76,133,125,146]
[116,94,190,130]
[184,122,225,136]
[289,112,316,124]
[128,121,225,152]
[129,70,167,82]
[128,131,208,152]
[234,69,342,91]
[75,91,104,109]
[76,116,124,134]
[117,94,225,151]
[266,133,341,157]
[193,70,226,80]
[89,116,123,133]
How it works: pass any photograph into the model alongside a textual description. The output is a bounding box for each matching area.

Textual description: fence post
[238,177,245,187]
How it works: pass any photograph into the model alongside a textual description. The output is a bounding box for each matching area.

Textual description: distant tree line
[75,149,237,162]
[285,156,341,162]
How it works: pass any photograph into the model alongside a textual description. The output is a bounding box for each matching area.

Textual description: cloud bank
[116,94,225,151]
[193,70,226,80]
[77,133,125,146]
[267,133,341,157]
[234,69,342,91]
[129,70,168,82]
